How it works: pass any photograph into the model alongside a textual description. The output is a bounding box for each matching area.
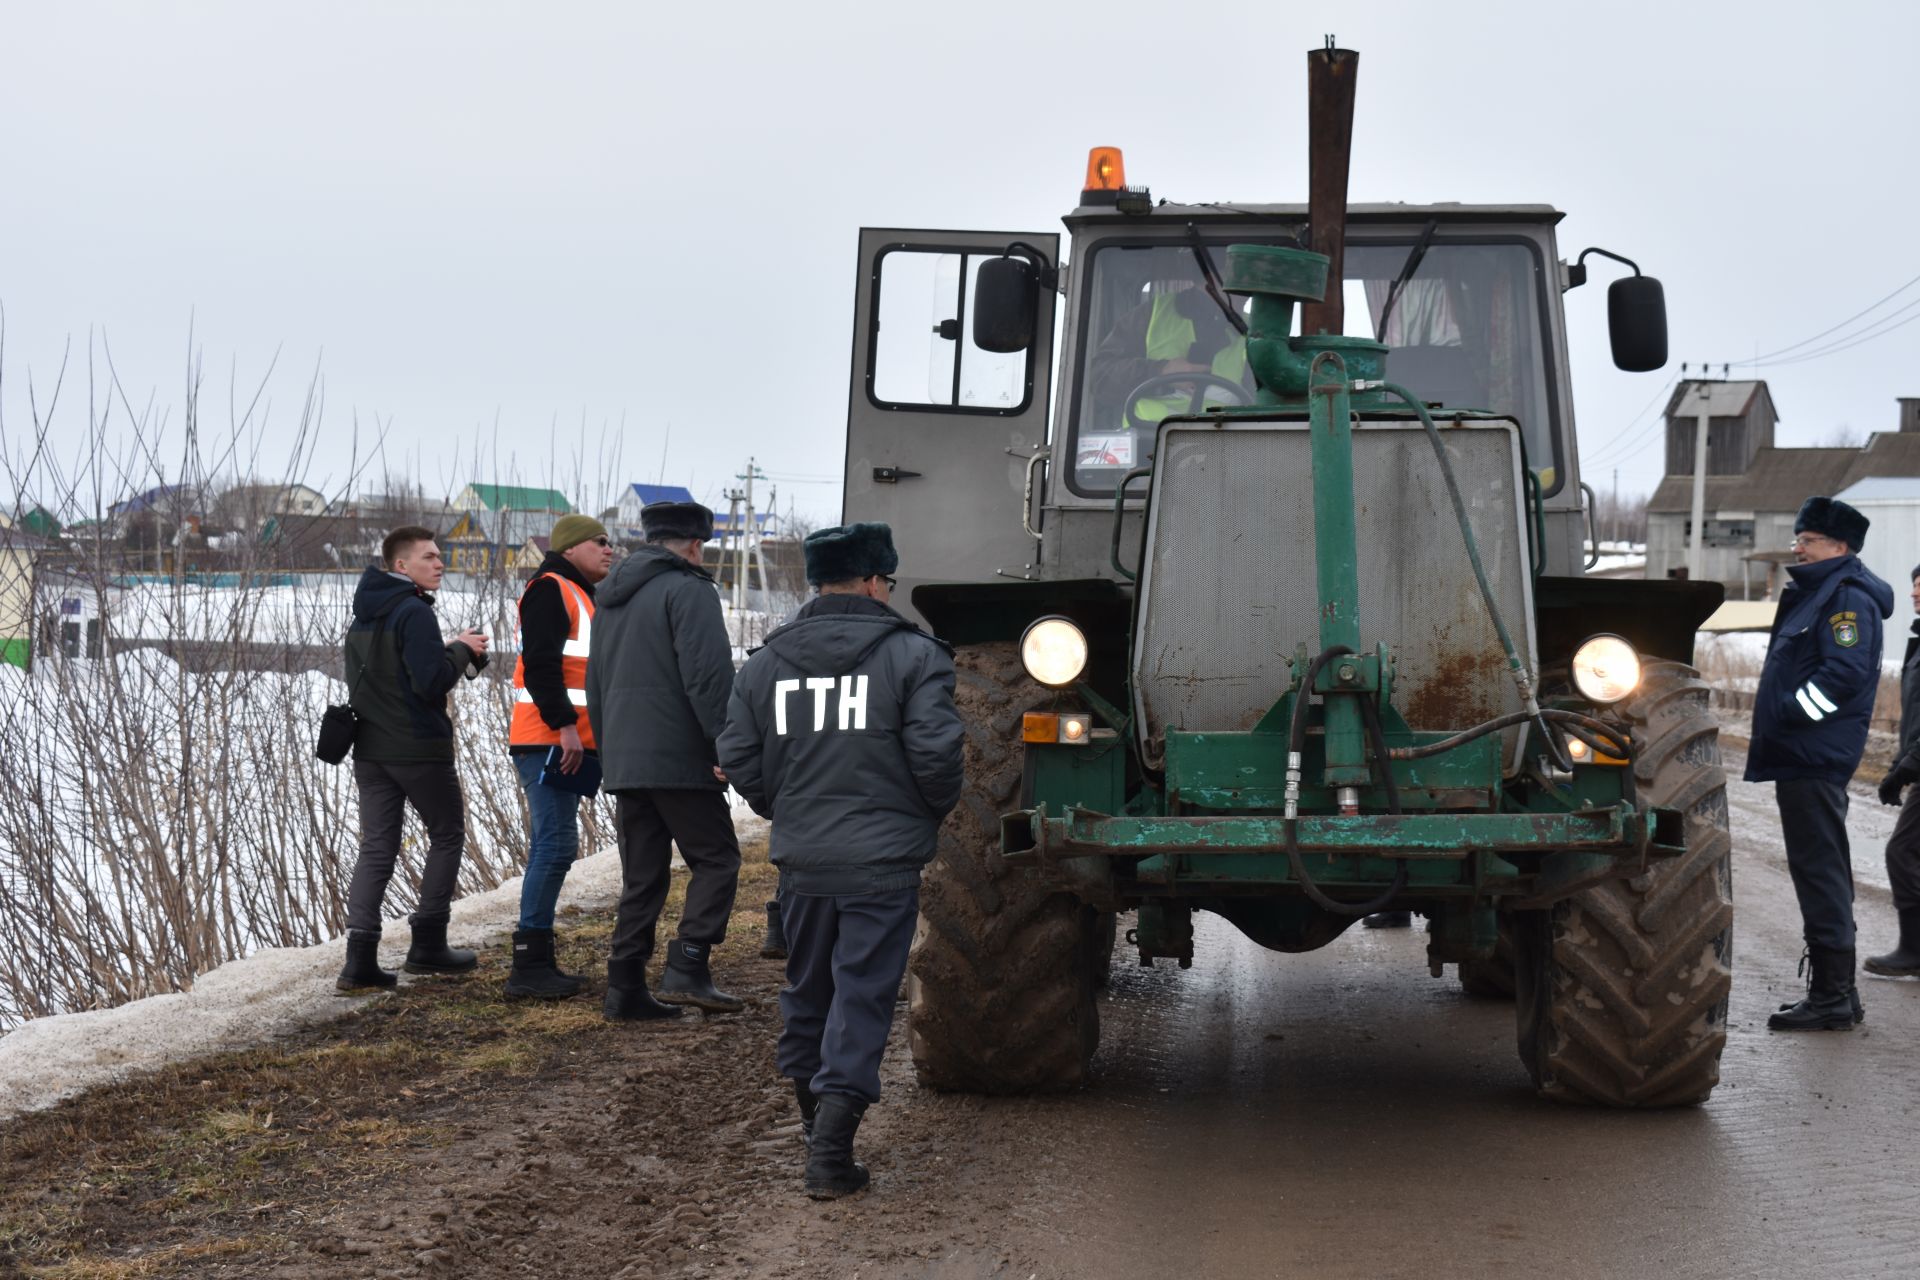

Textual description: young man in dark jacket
[585,500,742,1019]
[1746,497,1894,1030]
[503,514,617,999]
[718,522,964,1199]
[338,526,491,992]
[1869,562,1920,978]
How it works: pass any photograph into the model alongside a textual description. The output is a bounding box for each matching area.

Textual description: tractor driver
[1083,267,1253,472]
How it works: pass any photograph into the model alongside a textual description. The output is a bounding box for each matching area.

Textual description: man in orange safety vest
[505,513,617,998]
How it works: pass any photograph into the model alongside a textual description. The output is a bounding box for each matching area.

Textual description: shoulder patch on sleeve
[1830,610,1859,647]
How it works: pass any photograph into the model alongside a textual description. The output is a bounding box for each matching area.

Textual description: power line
[1581,375,1678,467]
[1744,294,1920,369]
[1730,267,1920,366]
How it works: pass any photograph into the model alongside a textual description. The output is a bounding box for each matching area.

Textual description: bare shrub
[0,335,620,1030]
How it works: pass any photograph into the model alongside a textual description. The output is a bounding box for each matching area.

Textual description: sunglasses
[590,536,613,548]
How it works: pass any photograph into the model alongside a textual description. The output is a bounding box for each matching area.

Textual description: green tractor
[839,45,1731,1107]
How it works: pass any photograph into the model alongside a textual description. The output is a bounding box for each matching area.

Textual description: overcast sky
[4,0,1917,524]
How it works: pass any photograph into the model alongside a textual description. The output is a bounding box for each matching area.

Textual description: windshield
[1067,237,1557,494]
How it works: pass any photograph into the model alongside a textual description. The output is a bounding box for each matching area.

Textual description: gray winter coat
[718,595,964,894]
[585,544,734,791]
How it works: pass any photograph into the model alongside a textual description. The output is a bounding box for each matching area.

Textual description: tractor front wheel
[1512,660,1734,1107]
[907,643,1100,1093]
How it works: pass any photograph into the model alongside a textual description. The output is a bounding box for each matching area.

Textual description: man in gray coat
[718,522,964,1199]
[585,500,742,1019]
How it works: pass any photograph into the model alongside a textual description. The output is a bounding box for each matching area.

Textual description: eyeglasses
[1791,534,1833,550]
[876,575,898,590]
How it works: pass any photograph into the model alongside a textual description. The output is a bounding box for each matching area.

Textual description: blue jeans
[514,750,583,931]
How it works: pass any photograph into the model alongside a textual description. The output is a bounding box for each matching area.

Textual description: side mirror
[1607,274,1668,372]
[973,255,1038,353]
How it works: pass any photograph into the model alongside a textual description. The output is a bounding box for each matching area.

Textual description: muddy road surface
[719,751,1920,1280]
[7,749,1918,1279]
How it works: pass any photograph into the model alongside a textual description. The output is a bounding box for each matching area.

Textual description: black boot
[404,914,477,975]
[504,927,583,1000]
[1363,911,1413,929]
[336,929,397,993]
[602,957,682,1022]
[1769,947,1858,1031]
[761,900,789,960]
[657,939,745,1013]
[1864,907,1920,978]
[793,1078,818,1149]
[804,1095,870,1199]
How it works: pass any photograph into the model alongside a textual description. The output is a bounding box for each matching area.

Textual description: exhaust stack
[1297,43,1358,338]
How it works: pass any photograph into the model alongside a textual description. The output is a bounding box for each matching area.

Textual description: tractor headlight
[1020,616,1089,688]
[1571,634,1640,705]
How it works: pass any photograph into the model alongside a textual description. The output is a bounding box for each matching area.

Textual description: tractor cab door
[842,228,1060,627]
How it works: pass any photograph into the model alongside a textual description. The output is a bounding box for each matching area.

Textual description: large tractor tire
[1513,660,1734,1107]
[907,642,1100,1093]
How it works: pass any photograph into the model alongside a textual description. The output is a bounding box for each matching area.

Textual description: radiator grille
[1130,418,1537,772]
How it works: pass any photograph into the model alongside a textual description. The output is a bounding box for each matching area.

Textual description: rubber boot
[804,1095,870,1199]
[761,900,789,960]
[1864,907,1920,978]
[404,914,477,975]
[335,929,396,993]
[602,957,682,1022]
[504,927,583,1000]
[657,939,745,1013]
[793,1078,818,1149]
[1363,911,1413,929]
[1768,946,1858,1031]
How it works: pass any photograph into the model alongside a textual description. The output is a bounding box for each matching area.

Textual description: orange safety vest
[510,573,596,749]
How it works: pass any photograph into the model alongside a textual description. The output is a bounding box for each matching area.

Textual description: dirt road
[6,750,1918,1279]
[720,752,1920,1280]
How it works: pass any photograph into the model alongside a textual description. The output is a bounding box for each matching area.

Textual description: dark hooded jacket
[1894,615,1920,776]
[1746,553,1895,784]
[718,594,963,894]
[585,543,734,791]
[344,565,484,763]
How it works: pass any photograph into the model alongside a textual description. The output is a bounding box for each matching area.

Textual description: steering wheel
[1123,372,1253,432]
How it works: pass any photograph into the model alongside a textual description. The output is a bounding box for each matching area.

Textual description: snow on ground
[0,810,767,1121]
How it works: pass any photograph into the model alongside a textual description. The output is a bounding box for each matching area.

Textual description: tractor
[838,44,1732,1106]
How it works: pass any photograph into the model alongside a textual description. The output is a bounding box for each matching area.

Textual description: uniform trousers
[608,788,741,963]
[1777,777,1857,951]
[776,886,919,1104]
[346,759,466,933]
[1885,786,1920,913]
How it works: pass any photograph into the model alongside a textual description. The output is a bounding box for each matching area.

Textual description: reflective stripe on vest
[510,573,596,748]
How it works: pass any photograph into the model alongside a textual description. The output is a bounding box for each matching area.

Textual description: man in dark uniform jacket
[1869,561,1920,978]
[1746,497,1894,1030]
[586,500,742,1019]
[718,523,963,1199]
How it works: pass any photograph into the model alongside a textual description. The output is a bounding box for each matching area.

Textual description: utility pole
[1687,382,1712,582]
[721,489,744,611]
[734,457,767,616]
[1611,467,1619,546]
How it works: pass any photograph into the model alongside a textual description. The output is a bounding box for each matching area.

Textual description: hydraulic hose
[1284,645,1409,917]
[1376,381,1573,772]
[1386,708,1630,763]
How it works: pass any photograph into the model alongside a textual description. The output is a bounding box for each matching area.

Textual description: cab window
[1068,237,1558,494]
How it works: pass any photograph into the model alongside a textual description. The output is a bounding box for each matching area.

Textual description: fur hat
[640,500,714,542]
[1795,496,1869,552]
[804,522,899,585]
[548,513,607,554]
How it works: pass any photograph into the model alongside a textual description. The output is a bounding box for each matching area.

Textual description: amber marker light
[1023,712,1060,743]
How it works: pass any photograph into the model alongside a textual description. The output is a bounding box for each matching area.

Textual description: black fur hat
[640,500,714,542]
[1795,496,1869,552]
[804,522,899,586]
